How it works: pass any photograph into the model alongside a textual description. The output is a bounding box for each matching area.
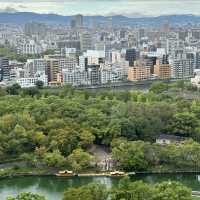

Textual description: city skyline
[0,0,200,17]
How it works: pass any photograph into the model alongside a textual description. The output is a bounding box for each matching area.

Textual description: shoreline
[1,170,200,180]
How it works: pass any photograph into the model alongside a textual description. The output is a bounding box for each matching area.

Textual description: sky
[0,0,200,17]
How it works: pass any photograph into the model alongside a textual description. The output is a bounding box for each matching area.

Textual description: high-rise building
[62,69,87,86]
[154,59,171,79]
[57,40,80,51]
[170,51,195,79]
[128,61,151,81]
[85,50,105,65]
[71,14,83,29]
[87,65,101,85]
[192,28,200,40]
[25,59,47,77]
[196,51,200,69]
[24,22,47,37]
[125,48,138,66]
[138,28,145,39]
[80,32,93,52]
[0,57,10,81]
[46,59,60,83]
[70,19,76,29]
[18,40,42,55]
[60,57,77,72]
[162,21,170,33]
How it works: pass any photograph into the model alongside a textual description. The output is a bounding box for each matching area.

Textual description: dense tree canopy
[6,192,46,200]
[67,148,94,172]
[1,81,200,171]
[63,178,192,200]
[112,139,200,171]
[63,182,108,200]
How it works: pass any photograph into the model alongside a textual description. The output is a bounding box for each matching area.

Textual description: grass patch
[192,197,200,200]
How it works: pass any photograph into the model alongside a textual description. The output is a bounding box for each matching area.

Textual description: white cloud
[0,0,199,16]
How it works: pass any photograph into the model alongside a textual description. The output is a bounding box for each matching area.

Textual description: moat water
[1,173,200,200]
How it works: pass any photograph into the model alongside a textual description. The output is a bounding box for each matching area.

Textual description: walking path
[88,144,113,171]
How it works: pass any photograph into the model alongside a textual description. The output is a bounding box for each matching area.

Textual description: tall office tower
[125,48,139,66]
[192,28,200,40]
[162,21,170,33]
[0,57,10,81]
[120,29,126,39]
[24,22,47,37]
[166,37,179,55]
[105,17,113,31]
[128,34,137,48]
[178,29,188,41]
[75,14,83,28]
[70,19,76,29]
[80,32,93,52]
[196,51,200,69]
[91,18,97,32]
[138,28,145,39]
[70,14,83,30]
[170,50,195,79]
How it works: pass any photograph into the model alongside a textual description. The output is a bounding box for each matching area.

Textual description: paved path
[88,145,113,171]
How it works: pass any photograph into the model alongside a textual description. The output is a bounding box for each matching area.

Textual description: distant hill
[0,12,200,25]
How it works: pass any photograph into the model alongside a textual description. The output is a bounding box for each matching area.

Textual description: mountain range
[0,12,200,26]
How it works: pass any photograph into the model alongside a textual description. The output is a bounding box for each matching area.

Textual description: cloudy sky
[0,0,199,16]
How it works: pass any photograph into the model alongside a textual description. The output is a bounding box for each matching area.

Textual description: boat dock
[56,170,133,177]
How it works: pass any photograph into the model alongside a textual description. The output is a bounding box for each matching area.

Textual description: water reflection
[1,174,200,200]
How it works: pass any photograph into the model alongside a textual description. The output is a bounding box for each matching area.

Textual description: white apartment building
[111,51,122,63]
[10,67,25,81]
[18,40,42,55]
[17,77,37,88]
[170,51,195,79]
[61,48,77,58]
[17,71,47,88]
[84,50,106,65]
[100,62,128,84]
[59,57,77,71]
[25,59,47,77]
[62,68,88,86]
[191,70,200,88]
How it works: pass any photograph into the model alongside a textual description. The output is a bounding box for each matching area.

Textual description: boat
[56,170,75,177]
[110,171,127,176]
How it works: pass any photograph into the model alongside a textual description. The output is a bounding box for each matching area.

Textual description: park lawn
[193,197,200,200]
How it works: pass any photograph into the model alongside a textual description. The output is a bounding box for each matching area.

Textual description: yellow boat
[56,170,75,177]
[110,171,127,176]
